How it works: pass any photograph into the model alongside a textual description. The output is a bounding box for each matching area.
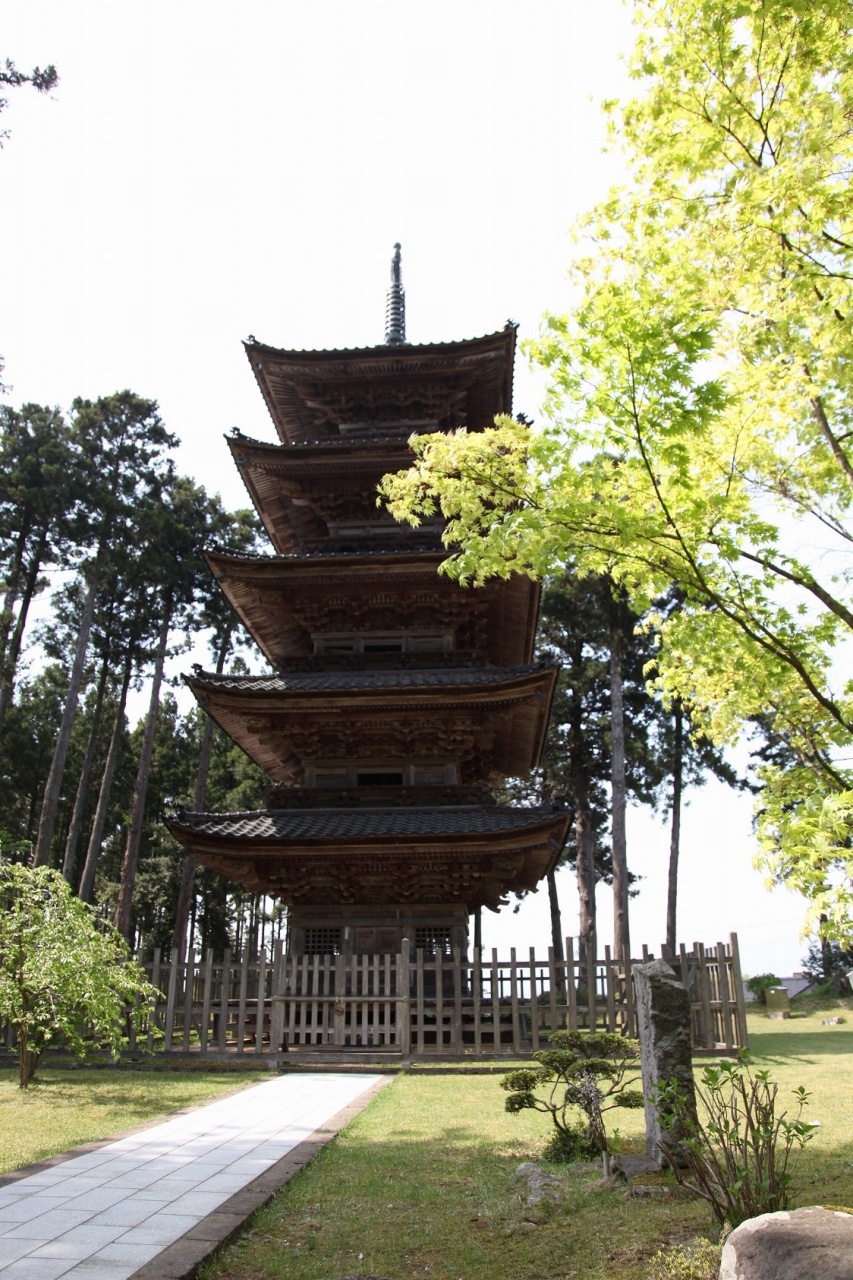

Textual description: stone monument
[633,958,697,1167]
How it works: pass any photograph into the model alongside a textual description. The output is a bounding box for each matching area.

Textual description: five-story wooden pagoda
[169,246,569,959]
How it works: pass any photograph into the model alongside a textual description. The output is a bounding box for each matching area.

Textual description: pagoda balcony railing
[0,935,747,1064]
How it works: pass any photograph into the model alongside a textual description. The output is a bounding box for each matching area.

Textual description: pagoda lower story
[169,249,569,958]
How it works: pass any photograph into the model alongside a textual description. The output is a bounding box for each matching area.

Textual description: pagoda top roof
[244,325,516,365]
[244,326,516,446]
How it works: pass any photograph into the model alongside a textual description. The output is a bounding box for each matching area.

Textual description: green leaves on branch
[653,1052,815,1227]
[379,0,853,941]
[0,861,157,1087]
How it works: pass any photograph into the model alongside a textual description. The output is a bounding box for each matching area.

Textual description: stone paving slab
[0,1073,387,1280]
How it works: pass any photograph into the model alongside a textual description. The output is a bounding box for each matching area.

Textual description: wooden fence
[86,932,746,1060]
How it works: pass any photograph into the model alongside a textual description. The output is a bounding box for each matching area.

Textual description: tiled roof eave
[185,663,557,696]
[167,804,568,847]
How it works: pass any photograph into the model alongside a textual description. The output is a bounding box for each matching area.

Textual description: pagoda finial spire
[384,242,407,345]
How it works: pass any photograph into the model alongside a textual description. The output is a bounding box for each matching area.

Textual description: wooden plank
[491,948,501,1052]
[622,945,636,1038]
[310,953,320,1046]
[473,946,482,1056]
[200,949,214,1055]
[547,946,558,1038]
[435,946,444,1053]
[677,942,691,991]
[163,953,179,1052]
[286,955,298,1046]
[181,955,195,1054]
[361,953,369,1046]
[236,949,250,1052]
[397,939,411,1057]
[127,953,140,1054]
[675,943,693,1045]
[452,947,463,1056]
[565,937,577,1031]
[641,944,650,963]
[147,948,161,1053]
[415,948,425,1055]
[269,941,284,1054]
[729,932,748,1051]
[529,947,540,1053]
[696,942,715,1049]
[586,941,597,1032]
[218,949,231,1054]
[372,952,380,1044]
[604,945,617,1032]
[510,947,522,1054]
[716,941,735,1051]
[255,951,267,1054]
[321,951,332,1042]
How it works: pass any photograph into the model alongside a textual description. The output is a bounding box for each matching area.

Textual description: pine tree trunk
[575,802,597,959]
[610,620,630,960]
[0,529,49,739]
[666,701,684,955]
[0,525,28,668]
[115,603,172,940]
[78,658,132,902]
[33,571,100,866]
[61,652,110,882]
[547,867,564,959]
[547,867,565,992]
[171,627,232,959]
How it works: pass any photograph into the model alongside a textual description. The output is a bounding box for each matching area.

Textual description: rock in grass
[514,1162,541,1178]
[720,1206,853,1280]
[612,1153,661,1181]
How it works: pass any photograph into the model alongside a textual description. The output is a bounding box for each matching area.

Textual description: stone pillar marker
[633,958,697,1166]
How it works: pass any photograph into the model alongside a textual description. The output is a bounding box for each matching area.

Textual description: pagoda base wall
[287,903,468,957]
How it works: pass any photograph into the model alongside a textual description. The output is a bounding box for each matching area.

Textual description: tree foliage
[501,1029,643,1161]
[380,0,853,941]
[0,860,154,1087]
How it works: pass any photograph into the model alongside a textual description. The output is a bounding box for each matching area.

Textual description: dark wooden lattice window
[414,927,452,957]
[304,927,341,956]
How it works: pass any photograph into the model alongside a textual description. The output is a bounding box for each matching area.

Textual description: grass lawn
[0,1064,275,1176]
[203,997,853,1280]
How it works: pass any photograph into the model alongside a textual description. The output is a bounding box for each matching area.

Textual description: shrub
[501,1030,644,1160]
[653,1051,815,1227]
[645,1240,721,1280]
[0,861,157,1087]
[541,1123,599,1164]
[746,973,781,1004]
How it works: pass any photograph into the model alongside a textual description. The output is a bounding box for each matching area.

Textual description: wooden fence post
[270,939,285,1053]
[218,948,231,1054]
[396,939,411,1059]
[729,932,748,1050]
[163,951,179,1053]
[200,949,213,1055]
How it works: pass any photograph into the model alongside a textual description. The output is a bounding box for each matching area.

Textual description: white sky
[0,1,810,976]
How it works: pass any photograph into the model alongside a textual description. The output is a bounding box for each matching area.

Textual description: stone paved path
[0,1072,382,1279]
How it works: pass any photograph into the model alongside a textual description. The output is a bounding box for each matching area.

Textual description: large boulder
[720,1206,853,1279]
